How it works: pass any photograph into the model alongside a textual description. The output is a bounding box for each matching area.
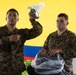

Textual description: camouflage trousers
[0,72,21,75]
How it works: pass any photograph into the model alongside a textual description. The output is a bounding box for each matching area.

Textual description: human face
[56,17,68,31]
[6,11,19,26]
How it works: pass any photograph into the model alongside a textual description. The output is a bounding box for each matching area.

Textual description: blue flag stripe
[24,45,42,57]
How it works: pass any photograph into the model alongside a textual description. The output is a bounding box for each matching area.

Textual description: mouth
[9,20,15,26]
[10,20,14,22]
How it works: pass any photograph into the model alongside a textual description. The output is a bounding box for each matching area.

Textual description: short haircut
[6,8,19,16]
[57,13,68,20]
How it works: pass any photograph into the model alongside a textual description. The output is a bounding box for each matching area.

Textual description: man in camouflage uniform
[40,13,76,75]
[27,13,76,75]
[0,8,42,75]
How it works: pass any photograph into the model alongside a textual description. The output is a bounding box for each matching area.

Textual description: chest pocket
[48,36,70,50]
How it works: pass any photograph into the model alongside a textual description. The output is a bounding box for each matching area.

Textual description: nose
[10,15,15,19]
[57,21,60,25]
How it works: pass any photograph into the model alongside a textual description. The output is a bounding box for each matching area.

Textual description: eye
[57,20,58,22]
[13,14,16,17]
[8,13,17,17]
[60,20,64,23]
[8,14,12,17]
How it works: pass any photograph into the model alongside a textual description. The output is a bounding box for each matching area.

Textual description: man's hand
[8,34,20,42]
[29,16,35,19]
[48,48,63,56]
[39,48,47,56]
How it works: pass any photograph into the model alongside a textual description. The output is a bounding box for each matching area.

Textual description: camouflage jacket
[0,19,42,75]
[43,29,76,74]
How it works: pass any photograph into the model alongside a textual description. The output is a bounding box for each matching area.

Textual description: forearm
[30,19,42,35]
[18,19,42,41]
[62,48,76,60]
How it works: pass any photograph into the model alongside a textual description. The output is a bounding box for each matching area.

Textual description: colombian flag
[24,45,42,60]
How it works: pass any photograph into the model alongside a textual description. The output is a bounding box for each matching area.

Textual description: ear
[17,17,19,21]
[6,17,7,21]
[6,14,8,21]
[67,22,69,25]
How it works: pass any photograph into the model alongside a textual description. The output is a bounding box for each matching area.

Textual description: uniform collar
[4,25,18,34]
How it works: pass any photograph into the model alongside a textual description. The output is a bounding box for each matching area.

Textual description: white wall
[73,58,76,74]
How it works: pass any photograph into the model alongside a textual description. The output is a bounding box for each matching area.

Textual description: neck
[57,28,67,35]
[7,24,15,32]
